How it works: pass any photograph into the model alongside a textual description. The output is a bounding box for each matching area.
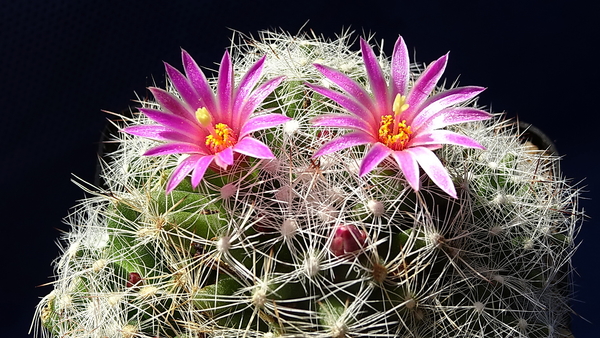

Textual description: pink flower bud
[330,224,367,256]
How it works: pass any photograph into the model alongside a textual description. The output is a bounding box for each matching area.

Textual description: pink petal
[424,144,443,151]
[409,130,485,149]
[411,86,486,128]
[391,36,410,96]
[166,155,204,193]
[360,38,390,113]
[311,114,372,134]
[404,54,448,122]
[391,150,420,191]
[122,125,197,143]
[233,137,275,159]
[239,114,292,137]
[165,61,201,110]
[214,146,234,168]
[415,107,492,132]
[236,76,285,128]
[182,49,216,113]
[313,63,374,111]
[138,108,202,140]
[216,51,234,123]
[359,142,393,176]
[405,147,457,198]
[190,155,215,188]
[313,131,373,158]
[306,84,375,125]
[149,87,193,120]
[144,142,206,156]
[234,55,266,113]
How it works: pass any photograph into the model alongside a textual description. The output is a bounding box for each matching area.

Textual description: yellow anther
[205,123,237,153]
[195,107,212,127]
[379,115,395,138]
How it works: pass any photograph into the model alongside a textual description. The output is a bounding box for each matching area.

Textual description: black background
[2,0,597,336]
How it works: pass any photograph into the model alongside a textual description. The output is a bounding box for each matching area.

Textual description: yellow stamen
[378,94,412,150]
[206,123,237,153]
[195,107,212,127]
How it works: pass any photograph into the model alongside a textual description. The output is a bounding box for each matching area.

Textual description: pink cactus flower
[123,50,291,193]
[307,36,492,198]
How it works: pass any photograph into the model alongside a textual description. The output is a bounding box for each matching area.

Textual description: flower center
[378,94,412,150]
[196,107,237,153]
[206,123,237,153]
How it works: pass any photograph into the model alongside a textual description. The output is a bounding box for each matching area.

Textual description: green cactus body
[33,30,582,338]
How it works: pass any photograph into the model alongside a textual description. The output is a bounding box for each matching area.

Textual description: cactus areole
[34,30,582,338]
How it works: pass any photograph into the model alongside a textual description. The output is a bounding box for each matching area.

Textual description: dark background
[2,0,597,336]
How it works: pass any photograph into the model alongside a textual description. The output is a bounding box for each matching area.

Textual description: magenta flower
[123,50,291,193]
[307,36,492,198]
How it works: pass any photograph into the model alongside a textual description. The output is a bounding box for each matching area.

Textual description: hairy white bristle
[367,200,384,217]
[252,287,267,308]
[216,236,231,253]
[283,119,300,135]
[304,252,321,278]
[281,218,297,238]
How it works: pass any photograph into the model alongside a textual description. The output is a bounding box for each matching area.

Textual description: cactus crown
[33,29,582,338]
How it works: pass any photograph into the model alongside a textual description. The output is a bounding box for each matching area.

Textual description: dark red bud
[127,272,142,287]
[331,224,367,256]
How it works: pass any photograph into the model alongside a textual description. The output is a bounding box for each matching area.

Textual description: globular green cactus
[33,30,582,338]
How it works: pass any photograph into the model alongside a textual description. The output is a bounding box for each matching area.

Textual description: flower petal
[415,107,492,132]
[311,114,372,134]
[391,36,410,96]
[234,55,266,113]
[406,147,457,198]
[236,75,285,121]
[360,38,390,113]
[214,146,234,168]
[122,125,197,143]
[239,114,292,137]
[313,131,373,158]
[149,87,193,120]
[182,49,216,113]
[144,142,206,156]
[138,108,202,140]
[405,54,448,122]
[359,142,393,176]
[411,86,486,129]
[165,61,201,110]
[410,130,485,149]
[313,63,374,111]
[216,51,234,123]
[190,155,215,188]
[233,137,275,159]
[166,155,203,193]
[306,84,375,125]
[391,150,420,191]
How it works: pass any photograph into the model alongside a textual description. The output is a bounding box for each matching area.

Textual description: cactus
[33,30,582,338]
